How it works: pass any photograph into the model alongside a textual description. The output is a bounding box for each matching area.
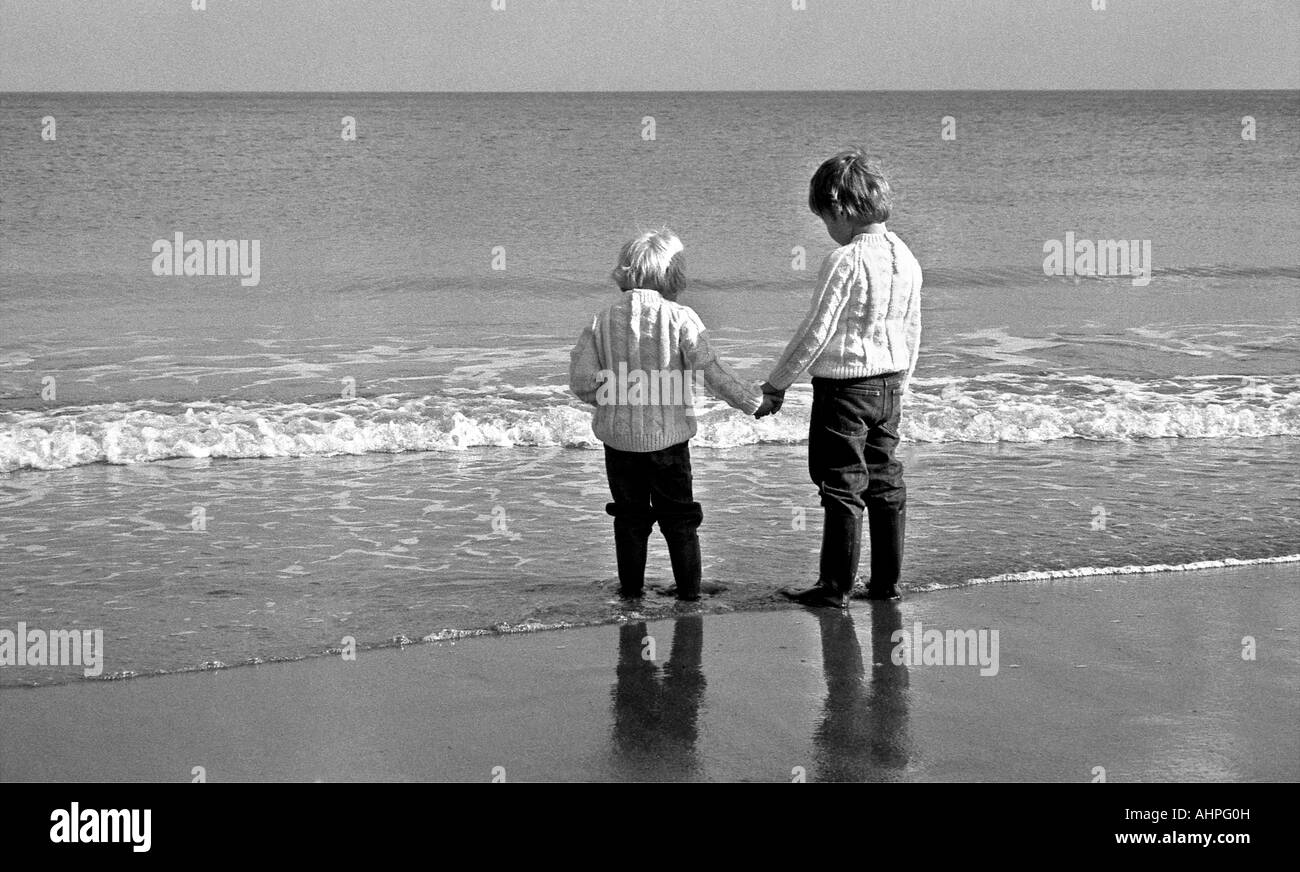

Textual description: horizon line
[3,87,1297,95]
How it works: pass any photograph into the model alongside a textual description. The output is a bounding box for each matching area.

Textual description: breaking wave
[3,373,1298,472]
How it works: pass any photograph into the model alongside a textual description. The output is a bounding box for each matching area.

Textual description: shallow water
[1,91,1297,685]
[2,437,1296,685]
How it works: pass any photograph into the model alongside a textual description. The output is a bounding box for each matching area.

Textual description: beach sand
[1,563,1295,782]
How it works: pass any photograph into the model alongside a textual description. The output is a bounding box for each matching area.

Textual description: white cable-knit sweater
[570,289,762,453]
[767,230,922,392]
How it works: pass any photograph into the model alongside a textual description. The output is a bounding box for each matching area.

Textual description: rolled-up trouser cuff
[606,502,654,535]
[654,501,703,532]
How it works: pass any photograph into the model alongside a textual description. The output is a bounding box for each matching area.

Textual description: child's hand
[755,387,784,418]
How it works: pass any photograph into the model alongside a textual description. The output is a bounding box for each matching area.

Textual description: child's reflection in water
[610,615,705,780]
[813,604,911,782]
[607,608,908,781]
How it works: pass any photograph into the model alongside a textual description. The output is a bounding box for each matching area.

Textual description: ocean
[1,91,1297,686]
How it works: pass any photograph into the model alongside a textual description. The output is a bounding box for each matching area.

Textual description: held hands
[755,381,785,419]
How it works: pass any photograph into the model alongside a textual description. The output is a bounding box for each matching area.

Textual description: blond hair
[611,229,685,300]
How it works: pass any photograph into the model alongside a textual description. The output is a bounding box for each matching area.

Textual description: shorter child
[570,229,773,600]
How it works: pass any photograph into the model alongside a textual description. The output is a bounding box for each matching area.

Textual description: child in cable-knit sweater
[761,150,923,608]
[569,229,774,601]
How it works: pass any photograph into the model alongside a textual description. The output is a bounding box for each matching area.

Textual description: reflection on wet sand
[607,607,910,782]
[610,615,705,780]
[813,604,911,782]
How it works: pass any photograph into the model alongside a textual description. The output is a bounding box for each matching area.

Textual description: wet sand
[0,564,1295,782]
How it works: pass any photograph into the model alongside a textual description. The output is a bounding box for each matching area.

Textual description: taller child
[762,150,923,607]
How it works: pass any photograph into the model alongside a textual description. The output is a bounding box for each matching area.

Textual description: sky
[0,0,1296,91]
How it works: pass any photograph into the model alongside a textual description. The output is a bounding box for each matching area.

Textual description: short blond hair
[611,229,685,300]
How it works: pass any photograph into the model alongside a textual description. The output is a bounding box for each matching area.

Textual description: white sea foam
[2,374,1297,472]
[908,553,1300,593]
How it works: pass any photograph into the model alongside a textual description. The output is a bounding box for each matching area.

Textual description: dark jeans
[808,373,907,594]
[604,442,703,597]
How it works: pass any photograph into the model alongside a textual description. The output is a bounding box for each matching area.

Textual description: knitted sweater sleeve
[568,316,603,406]
[679,310,763,415]
[901,257,923,394]
[765,248,854,391]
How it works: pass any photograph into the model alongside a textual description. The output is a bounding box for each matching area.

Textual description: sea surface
[1,91,1297,686]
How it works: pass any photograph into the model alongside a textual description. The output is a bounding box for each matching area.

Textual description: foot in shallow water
[597,578,648,600]
[847,578,905,602]
[779,583,849,609]
[650,581,728,599]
